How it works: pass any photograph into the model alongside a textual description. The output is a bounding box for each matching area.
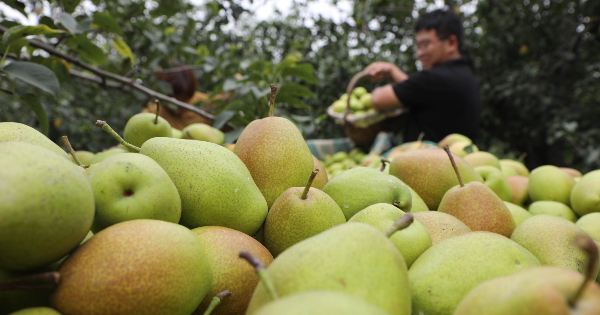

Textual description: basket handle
[344,71,373,125]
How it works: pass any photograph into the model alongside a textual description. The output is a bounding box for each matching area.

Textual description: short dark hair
[415,9,464,53]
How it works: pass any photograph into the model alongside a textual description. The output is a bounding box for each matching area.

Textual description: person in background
[364,8,481,144]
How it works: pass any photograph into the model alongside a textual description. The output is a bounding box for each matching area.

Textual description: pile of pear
[320,149,366,179]
[2,94,600,315]
[330,87,374,117]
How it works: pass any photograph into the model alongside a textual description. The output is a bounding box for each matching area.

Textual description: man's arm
[364,62,409,82]
[371,85,404,111]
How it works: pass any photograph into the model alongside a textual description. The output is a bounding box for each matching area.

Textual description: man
[365,9,481,143]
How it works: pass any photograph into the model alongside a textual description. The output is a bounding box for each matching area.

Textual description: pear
[89,153,182,233]
[192,226,274,315]
[349,204,432,267]
[504,201,532,226]
[511,215,600,278]
[560,167,583,178]
[407,185,429,212]
[171,127,183,139]
[570,170,600,216]
[506,175,530,206]
[123,110,172,148]
[264,170,346,257]
[182,123,225,145]
[96,121,268,235]
[577,213,600,242]
[454,237,600,315]
[234,86,314,208]
[438,147,516,237]
[322,167,412,220]
[89,147,128,164]
[0,143,94,271]
[412,211,471,244]
[448,141,478,157]
[529,165,576,205]
[437,133,472,148]
[352,86,368,98]
[311,156,328,189]
[245,222,411,315]
[500,159,530,176]
[73,150,95,165]
[254,291,388,315]
[528,201,578,222]
[475,165,513,201]
[51,220,212,315]
[501,166,518,177]
[360,93,372,109]
[332,100,346,113]
[6,308,61,315]
[463,151,501,169]
[0,122,71,161]
[409,231,540,315]
[389,148,483,209]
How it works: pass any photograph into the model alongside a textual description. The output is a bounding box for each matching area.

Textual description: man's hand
[364,62,409,83]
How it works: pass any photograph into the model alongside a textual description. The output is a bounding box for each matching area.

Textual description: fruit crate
[307,132,396,161]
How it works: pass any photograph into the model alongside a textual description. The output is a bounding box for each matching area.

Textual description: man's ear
[445,34,460,52]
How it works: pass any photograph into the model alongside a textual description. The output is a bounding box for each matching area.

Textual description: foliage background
[0,0,599,172]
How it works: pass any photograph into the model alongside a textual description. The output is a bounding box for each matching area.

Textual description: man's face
[415,29,448,69]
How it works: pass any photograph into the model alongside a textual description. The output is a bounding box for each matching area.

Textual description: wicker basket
[327,71,405,147]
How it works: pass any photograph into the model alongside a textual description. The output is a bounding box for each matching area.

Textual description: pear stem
[416,132,425,143]
[380,158,391,172]
[239,250,279,300]
[202,290,232,315]
[268,84,277,117]
[301,169,319,200]
[95,120,141,152]
[569,235,599,307]
[443,145,464,188]
[0,272,60,291]
[154,99,160,125]
[61,136,83,166]
[384,213,414,238]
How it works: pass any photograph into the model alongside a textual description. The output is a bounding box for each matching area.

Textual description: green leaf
[224,126,245,143]
[278,82,314,98]
[113,38,135,64]
[59,13,92,35]
[51,59,71,83]
[66,35,106,65]
[3,25,64,46]
[21,94,49,135]
[196,45,210,57]
[275,95,309,109]
[63,0,82,13]
[212,110,237,129]
[92,12,123,35]
[275,55,300,74]
[0,38,29,56]
[280,63,317,84]
[1,61,60,95]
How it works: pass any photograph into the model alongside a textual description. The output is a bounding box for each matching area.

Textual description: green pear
[407,185,429,212]
[389,148,483,210]
[475,166,513,201]
[234,93,313,208]
[332,100,346,113]
[437,133,472,148]
[74,150,95,165]
[577,213,600,242]
[89,147,128,164]
[560,167,583,178]
[192,226,274,315]
[311,156,328,189]
[140,138,268,235]
[339,93,349,101]
[89,153,182,233]
[7,308,61,315]
[528,201,578,222]
[464,151,501,169]
[264,170,346,257]
[448,141,478,157]
[360,93,372,109]
[0,122,71,161]
[412,211,471,244]
[506,175,530,206]
[501,166,518,177]
[349,97,363,111]
[504,201,532,226]
[511,215,600,278]
[245,222,411,315]
[254,291,389,315]
[171,127,183,139]
[182,123,225,145]
[454,266,600,315]
[500,159,530,176]
[352,86,368,98]
[322,167,412,220]
[123,112,172,148]
[349,204,431,267]
[51,220,212,315]
[409,231,540,315]
[0,143,94,271]
[570,170,600,216]
[529,165,576,205]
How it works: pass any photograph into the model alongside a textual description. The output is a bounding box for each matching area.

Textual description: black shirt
[392,57,481,143]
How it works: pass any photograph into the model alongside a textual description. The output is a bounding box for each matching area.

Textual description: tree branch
[0,25,216,120]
